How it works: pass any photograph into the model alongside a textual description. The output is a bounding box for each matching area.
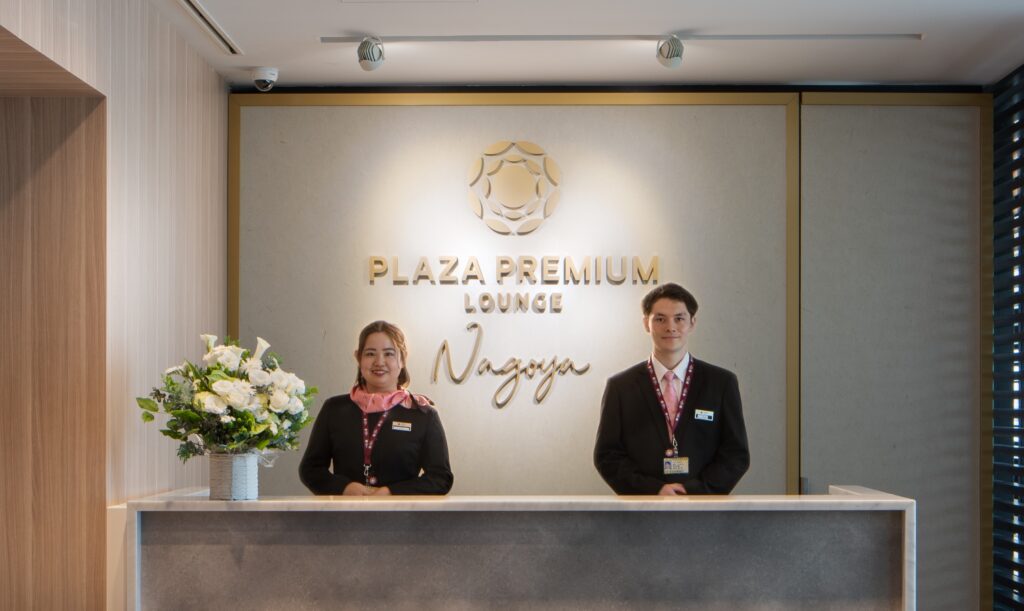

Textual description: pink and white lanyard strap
[646,357,695,458]
[361,411,392,486]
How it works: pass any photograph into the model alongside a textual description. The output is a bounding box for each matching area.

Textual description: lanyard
[361,410,392,486]
[646,357,695,457]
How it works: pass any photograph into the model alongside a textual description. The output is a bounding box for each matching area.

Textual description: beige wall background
[801,101,983,611]
[238,101,790,496]
[0,1,226,608]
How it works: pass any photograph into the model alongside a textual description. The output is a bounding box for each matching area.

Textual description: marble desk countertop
[126,484,914,513]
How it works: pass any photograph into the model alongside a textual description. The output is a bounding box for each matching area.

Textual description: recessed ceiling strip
[320,33,923,44]
[178,0,244,55]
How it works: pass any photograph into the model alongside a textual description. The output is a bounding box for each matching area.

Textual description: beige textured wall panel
[0,1,228,503]
[240,103,789,496]
[801,104,981,611]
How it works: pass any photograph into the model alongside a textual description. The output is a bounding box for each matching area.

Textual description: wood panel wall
[0,2,226,608]
[0,0,227,505]
[0,26,96,95]
[0,96,106,610]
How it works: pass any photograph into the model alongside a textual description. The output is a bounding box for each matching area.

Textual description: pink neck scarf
[350,385,433,414]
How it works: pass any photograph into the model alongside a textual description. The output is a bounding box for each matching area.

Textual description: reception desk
[121,485,914,610]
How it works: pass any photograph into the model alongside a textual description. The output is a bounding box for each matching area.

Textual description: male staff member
[594,283,749,495]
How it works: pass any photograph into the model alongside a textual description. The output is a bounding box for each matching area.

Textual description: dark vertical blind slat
[994,67,1024,608]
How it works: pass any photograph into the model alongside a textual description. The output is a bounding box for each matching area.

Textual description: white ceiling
[153,0,1024,88]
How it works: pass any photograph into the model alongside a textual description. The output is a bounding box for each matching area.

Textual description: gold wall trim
[229,91,802,493]
[231,92,797,107]
[803,89,994,606]
[228,95,241,340]
[802,92,991,106]
[979,95,994,611]
[228,90,873,499]
[786,93,801,494]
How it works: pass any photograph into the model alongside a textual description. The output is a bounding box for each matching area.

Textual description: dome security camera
[357,38,384,71]
[656,36,684,68]
[251,67,278,92]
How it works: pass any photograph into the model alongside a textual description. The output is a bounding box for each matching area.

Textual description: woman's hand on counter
[341,482,393,496]
[659,483,687,496]
[343,482,371,496]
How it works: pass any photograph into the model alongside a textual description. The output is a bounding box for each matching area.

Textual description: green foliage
[170,409,202,423]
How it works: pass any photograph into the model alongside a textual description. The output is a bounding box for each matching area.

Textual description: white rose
[247,366,271,387]
[233,379,254,396]
[281,419,292,430]
[286,396,305,415]
[211,379,253,409]
[287,373,306,395]
[187,433,204,447]
[234,395,252,412]
[216,346,245,371]
[255,407,270,422]
[211,380,236,395]
[269,389,290,413]
[195,392,227,415]
[270,368,289,390]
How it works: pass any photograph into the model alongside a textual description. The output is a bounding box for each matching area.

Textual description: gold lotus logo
[468,141,561,235]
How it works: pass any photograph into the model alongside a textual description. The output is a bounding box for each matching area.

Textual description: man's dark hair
[642,283,698,318]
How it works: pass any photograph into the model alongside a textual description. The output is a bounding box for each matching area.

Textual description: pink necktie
[663,371,679,423]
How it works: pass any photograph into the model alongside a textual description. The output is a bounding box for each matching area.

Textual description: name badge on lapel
[694,409,714,422]
[392,421,412,432]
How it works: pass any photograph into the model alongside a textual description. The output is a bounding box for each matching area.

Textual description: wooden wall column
[0,26,106,609]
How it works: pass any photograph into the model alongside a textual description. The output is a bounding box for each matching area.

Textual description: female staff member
[299,321,454,495]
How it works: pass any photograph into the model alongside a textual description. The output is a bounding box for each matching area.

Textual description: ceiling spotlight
[357,37,385,71]
[251,67,278,92]
[656,35,684,68]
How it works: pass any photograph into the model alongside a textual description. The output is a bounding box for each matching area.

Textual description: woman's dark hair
[355,320,411,389]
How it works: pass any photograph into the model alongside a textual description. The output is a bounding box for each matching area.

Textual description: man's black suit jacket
[594,358,750,494]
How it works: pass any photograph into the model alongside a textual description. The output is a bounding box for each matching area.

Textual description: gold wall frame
[229,91,801,492]
[803,91,993,611]
[229,91,989,505]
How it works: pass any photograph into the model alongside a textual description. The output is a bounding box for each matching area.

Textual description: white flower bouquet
[137,334,318,461]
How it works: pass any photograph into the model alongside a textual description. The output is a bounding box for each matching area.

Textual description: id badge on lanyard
[361,410,392,486]
[646,358,694,475]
